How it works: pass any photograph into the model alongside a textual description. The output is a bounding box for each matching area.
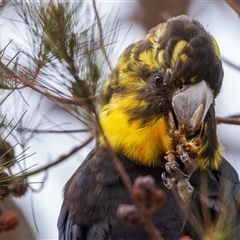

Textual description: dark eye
[153,74,163,86]
[178,85,184,90]
[178,84,187,91]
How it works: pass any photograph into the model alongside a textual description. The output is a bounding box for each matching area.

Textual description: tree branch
[0,60,91,107]
[225,0,240,16]
[92,0,113,72]
[22,136,93,178]
[216,116,240,125]
[222,56,240,71]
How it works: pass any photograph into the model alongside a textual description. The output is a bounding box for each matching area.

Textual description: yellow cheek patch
[118,72,146,91]
[138,49,159,70]
[158,49,165,66]
[99,95,173,166]
[171,40,188,66]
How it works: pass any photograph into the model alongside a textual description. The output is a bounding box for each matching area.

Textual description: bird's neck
[98,103,173,166]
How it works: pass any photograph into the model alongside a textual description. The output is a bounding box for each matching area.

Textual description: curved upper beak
[172,80,214,137]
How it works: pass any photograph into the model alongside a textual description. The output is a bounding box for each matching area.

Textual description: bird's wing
[57,150,96,240]
[57,148,121,240]
[58,204,74,240]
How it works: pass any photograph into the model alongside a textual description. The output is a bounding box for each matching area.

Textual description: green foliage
[13,0,113,96]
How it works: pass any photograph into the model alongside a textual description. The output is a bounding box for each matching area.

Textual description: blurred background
[0,0,240,239]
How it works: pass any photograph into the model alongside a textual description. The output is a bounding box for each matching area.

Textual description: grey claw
[179,145,190,163]
[161,172,176,189]
[161,172,167,184]
[165,164,171,174]
[173,166,189,178]
[165,162,188,179]
[178,145,197,175]
[163,147,196,203]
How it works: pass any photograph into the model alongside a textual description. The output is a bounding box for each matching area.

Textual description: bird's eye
[178,84,188,91]
[178,85,184,90]
[154,74,163,86]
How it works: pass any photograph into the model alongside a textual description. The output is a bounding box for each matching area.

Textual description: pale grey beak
[172,80,214,137]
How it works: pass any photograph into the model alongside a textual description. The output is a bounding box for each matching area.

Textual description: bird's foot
[162,145,197,203]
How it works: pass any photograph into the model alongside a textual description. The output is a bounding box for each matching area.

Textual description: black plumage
[58,15,240,240]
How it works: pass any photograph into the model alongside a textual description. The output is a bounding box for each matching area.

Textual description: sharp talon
[164,147,195,202]
[179,145,184,155]
[165,165,171,174]
[179,145,189,162]
[161,172,170,189]
[161,172,167,183]
[172,165,181,172]
[165,162,188,179]
[179,145,193,165]
[161,172,175,189]
[173,166,189,178]
[181,154,188,164]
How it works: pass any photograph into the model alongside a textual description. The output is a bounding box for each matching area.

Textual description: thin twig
[90,0,133,205]
[97,120,162,239]
[138,201,163,240]
[222,56,240,71]
[227,114,240,118]
[101,133,133,195]
[216,116,240,125]
[17,128,89,134]
[0,83,20,105]
[143,217,163,240]
[92,0,113,73]
[0,60,89,107]
[225,0,240,16]
[21,136,93,179]
[109,150,163,240]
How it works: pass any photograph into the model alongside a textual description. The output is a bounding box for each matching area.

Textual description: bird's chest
[83,166,185,240]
